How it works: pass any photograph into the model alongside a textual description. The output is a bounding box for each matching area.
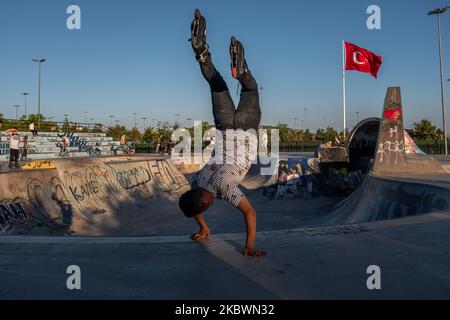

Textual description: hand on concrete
[242,247,266,257]
[191,228,210,241]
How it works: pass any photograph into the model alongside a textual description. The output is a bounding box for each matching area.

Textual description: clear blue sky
[1,0,449,131]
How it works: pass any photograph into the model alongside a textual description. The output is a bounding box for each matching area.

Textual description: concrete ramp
[326,87,450,224]
[0,156,190,235]
[373,87,444,175]
[323,173,450,225]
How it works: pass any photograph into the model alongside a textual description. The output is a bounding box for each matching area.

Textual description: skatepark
[1,87,450,299]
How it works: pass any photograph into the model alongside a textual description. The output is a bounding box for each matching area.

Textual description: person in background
[29,122,37,137]
[20,135,29,161]
[59,134,70,156]
[6,127,20,168]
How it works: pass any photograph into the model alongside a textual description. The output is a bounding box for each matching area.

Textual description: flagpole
[342,40,346,139]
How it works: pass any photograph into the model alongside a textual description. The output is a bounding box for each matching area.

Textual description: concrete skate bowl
[321,173,450,226]
[0,156,191,236]
[347,117,380,173]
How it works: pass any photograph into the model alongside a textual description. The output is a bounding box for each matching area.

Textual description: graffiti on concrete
[148,160,189,196]
[65,132,88,149]
[0,201,29,232]
[116,166,151,190]
[65,170,101,203]
[0,159,189,235]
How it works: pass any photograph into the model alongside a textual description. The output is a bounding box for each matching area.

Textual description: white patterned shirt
[191,130,258,207]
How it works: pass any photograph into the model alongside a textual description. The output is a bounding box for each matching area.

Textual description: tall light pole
[109,115,114,127]
[186,118,192,128]
[304,108,308,131]
[293,117,298,129]
[13,105,20,121]
[323,117,326,129]
[21,92,29,117]
[132,113,137,127]
[428,7,449,154]
[141,117,147,130]
[32,57,46,130]
[83,111,88,124]
[152,118,156,128]
[356,111,359,124]
[259,86,263,126]
[175,113,180,125]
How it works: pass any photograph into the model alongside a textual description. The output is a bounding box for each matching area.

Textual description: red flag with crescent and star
[344,42,382,78]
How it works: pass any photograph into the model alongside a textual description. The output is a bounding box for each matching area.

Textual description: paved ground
[1,211,450,299]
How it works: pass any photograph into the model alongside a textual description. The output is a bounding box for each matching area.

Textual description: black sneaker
[230,36,249,80]
[189,9,209,62]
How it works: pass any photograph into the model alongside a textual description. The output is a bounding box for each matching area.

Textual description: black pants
[9,149,19,166]
[199,58,261,131]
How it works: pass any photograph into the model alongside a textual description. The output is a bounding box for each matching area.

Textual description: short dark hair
[179,188,209,218]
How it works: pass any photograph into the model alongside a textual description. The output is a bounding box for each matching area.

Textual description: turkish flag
[344,42,382,78]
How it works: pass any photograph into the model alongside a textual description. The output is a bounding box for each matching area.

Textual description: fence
[415,141,449,155]
[136,140,450,155]
[0,118,108,133]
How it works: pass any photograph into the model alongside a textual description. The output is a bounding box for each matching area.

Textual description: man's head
[179,188,214,217]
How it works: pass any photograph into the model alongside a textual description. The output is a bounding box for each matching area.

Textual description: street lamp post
[293,117,298,129]
[13,105,20,121]
[109,115,114,127]
[356,111,359,124]
[141,117,147,130]
[32,57,46,130]
[175,113,180,126]
[132,113,137,127]
[259,86,263,126]
[428,7,449,155]
[83,111,88,127]
[152,118,156,128]
[186,118,192,128]
[304,108,308,131]
[21,92,29,117]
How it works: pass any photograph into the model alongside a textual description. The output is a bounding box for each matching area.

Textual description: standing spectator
[155,136,162,153]
[6,128,20,168]
[21,135,29,161]
[29,122,37,136]
[59,134,70,156]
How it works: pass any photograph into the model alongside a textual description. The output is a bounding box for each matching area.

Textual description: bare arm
[237,196,266,257]
[191,213,210,241]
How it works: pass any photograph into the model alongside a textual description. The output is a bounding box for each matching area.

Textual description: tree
[324,126,338,141]
[142,127,159,144]
[315,129,325,141]
[107,125,127,141]
[413,119,437,140]
[127,127,143,144]
[277,123,289,142]
[436,128,444,140]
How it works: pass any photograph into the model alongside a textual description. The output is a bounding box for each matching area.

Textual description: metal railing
[0,118,109,133]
